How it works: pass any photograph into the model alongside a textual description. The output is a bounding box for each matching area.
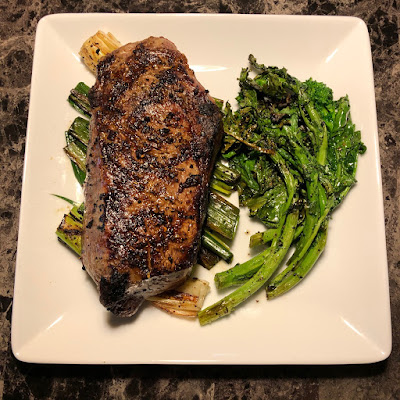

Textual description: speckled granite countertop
[0,1,399,399]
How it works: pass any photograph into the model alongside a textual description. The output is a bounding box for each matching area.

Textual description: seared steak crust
[82,37,223,316]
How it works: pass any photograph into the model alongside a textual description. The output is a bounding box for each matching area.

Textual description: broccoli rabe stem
[249,229,277,248]
[269,151,296,216]
[214,247,272,289]
[198,210,299,325]
[267,223,328,299]
[286,195,332,271]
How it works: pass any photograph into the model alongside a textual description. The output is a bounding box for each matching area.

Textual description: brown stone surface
[0,1,399,399]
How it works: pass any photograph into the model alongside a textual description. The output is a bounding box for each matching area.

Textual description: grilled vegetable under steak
[81,37,223,317]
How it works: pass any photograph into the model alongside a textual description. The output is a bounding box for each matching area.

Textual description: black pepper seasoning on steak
[81,37,223,317]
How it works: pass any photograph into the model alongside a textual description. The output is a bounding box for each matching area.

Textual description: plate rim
[11,12,391,365]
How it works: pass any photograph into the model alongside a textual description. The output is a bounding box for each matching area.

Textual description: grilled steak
[82,37,223,317]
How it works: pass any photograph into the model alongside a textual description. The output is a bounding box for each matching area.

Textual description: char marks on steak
[82,37,223,317]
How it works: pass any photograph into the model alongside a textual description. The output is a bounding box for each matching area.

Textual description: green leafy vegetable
[198,55,366,325]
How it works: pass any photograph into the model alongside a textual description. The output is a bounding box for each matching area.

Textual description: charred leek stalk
[198,247,221,270]
[56,203,84,256]
[68,82,91,117]
[64,141,87,172]
[79,31,122,73]
[201,229,233,263]
[210,161,241,196]
[147,278,210,318]
[206,191,239,240]
[64,129,86,186]
[67,116,90,145]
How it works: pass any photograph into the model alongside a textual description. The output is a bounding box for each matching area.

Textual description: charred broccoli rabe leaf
[198,55,366,326]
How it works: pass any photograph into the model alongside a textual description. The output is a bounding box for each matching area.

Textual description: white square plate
[12,13,391,364]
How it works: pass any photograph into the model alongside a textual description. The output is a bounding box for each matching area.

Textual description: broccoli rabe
[198,55,366,326]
